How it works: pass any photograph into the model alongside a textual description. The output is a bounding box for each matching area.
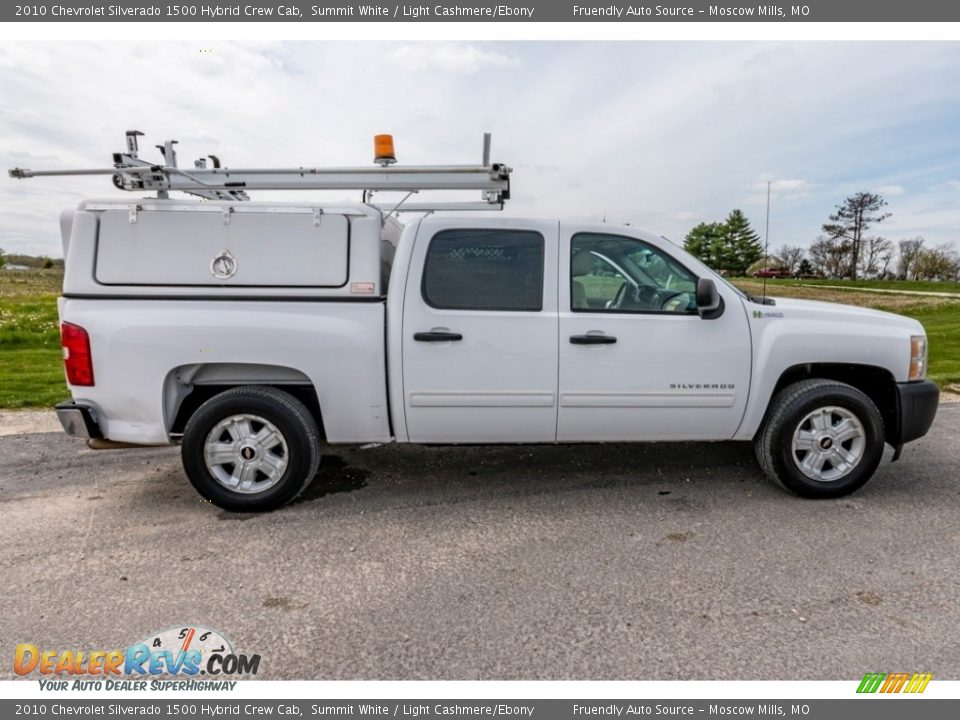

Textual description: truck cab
[390,216,751,445]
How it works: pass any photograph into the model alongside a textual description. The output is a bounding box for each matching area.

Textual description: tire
[181,386,321,512]
[754,379,885,499]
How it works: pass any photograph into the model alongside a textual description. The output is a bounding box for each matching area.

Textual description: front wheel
[755,379,885,498]
[181,386,321,512]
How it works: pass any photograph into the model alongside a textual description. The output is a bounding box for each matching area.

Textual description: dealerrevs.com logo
[15,626,260,690]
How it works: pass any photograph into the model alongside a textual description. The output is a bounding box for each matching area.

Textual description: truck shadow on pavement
[296,454,370,504]
[286,440,773,513]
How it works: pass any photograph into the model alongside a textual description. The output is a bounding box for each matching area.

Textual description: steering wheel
[615,283,671,310]
[610,282,628,309]
[659,291,688,312]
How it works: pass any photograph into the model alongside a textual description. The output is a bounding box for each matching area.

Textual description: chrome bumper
[55,401,102,440]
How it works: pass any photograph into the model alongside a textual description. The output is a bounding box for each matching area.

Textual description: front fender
[735,302,919,440]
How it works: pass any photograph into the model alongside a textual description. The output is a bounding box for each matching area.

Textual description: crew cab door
[558,227,751,441]
[401,219,559,443]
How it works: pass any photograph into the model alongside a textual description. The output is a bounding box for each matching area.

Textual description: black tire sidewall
[181,390,318,512]
[767,385,885,499]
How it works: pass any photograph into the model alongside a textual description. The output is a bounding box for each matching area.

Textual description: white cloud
[386,44,519,74]
[770,179,814,193]
[873,184,906,196]
[744,177,814,206]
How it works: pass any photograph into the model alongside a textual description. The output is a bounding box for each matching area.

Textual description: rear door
[401,218,559,443]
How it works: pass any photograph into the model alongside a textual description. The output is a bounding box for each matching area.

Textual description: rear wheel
[755,379,885,498]
[181,386,321,512]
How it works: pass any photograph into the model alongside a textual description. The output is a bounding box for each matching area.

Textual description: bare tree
[774,245,805,275]
[858,236,893,278]
[897,237,925,280]
[822,192,891,280]
[808,236,851,279]
[914,243,959,281]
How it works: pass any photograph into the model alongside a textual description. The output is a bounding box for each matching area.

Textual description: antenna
[762,180,771,301]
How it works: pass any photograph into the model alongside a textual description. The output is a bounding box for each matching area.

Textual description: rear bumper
[893,380,939,446]
[55,400,103,440]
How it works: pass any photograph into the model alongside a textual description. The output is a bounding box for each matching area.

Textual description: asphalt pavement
[1,405,958,680]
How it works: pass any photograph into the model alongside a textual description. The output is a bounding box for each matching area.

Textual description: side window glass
[423,229,544,311]
[571,233,697,313]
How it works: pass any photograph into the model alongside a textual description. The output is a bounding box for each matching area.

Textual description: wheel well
[170,384,324,439]
[164,364,325,440]
[771,363,898,444]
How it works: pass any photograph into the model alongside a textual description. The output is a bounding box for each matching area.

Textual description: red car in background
[752,267,791,278]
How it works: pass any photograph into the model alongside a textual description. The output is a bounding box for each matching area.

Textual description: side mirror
[696,278,723,319]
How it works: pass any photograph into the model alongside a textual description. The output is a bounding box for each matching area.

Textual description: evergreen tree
[683,222,724,267]
[683,211,763,275]
[722,209,764,276]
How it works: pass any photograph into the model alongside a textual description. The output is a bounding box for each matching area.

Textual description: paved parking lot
[1,405,958,680]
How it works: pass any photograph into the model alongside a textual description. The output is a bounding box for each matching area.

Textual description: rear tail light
[61,321,95,386]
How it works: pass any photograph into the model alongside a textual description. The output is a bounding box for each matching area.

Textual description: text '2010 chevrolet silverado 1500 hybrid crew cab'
[10,132,939,511]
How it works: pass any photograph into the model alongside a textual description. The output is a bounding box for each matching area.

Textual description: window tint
[571,233,697,314]
[423,229,545,311]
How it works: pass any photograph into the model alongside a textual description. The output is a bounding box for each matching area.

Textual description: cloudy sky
[2,41,960,256]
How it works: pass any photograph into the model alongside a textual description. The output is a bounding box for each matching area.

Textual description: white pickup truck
[15,135,939,511]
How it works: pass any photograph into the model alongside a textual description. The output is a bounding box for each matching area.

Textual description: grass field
[0,270,957,409]
[758,277,960,294]
[0,269,65,409]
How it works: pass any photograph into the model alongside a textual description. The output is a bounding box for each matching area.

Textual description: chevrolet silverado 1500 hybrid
[11,133,939,511]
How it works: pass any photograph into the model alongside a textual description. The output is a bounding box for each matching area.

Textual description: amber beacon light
[374,134,397,166]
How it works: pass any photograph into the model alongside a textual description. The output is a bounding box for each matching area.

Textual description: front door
[558,228,751,442]
[401,219,559,443]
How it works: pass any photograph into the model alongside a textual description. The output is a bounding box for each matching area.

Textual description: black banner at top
[5,1,960,23]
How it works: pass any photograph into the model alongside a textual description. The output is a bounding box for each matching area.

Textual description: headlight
[909,335,927,381]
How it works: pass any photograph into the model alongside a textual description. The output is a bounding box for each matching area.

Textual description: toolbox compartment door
[94,208,349,287]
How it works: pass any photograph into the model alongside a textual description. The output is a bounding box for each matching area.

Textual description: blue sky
[2,41,960,256]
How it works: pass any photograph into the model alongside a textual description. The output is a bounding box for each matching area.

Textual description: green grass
[0,348,67,408]
[1,269,67,408]
[905,304,960,387]
[755,277,960,294]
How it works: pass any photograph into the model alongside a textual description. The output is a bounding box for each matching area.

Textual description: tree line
[0,250,62,270]
[683,192,960,281]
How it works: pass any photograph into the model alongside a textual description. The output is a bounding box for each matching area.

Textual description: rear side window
[422,229,545,311]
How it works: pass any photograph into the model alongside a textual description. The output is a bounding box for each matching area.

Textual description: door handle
[569,334,617,345]
[414,331,463,342]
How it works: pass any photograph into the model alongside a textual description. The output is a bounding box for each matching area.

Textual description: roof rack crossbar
[8,131,512,211]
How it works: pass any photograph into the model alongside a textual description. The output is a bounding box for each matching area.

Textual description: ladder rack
[8,130,512,213]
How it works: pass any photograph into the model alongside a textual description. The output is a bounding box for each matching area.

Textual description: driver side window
[571,233,697,314]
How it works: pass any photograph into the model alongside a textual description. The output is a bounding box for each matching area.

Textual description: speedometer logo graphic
[137,625,234,658]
